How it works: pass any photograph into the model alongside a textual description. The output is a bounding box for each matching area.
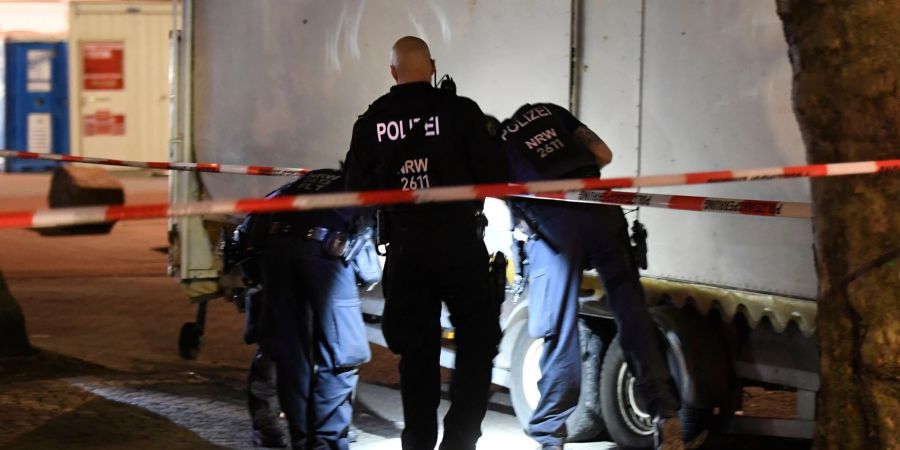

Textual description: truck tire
[600,335,655,448]
[600,335,713,449]
[509,319,606,442]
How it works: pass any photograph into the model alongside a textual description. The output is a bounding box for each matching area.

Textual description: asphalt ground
[0,171,810,449]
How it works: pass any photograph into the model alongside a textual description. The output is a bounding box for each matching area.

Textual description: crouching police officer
[497,104,684,450]
[343,36,507,450]
[231,168,376,450]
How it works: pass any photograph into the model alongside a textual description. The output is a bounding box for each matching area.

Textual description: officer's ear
[390,65,399,82]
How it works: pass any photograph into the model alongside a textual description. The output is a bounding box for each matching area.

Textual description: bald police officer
[344,36,507,450]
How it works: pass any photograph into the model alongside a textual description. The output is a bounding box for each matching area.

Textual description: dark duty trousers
[261,237,371,450]
[248,350,281,431]
[381,228,501,450]
[521,201,680,447]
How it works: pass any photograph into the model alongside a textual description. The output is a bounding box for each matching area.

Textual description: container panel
[577,0,643,179]
[192,0,572,200]
[635,0,814,297]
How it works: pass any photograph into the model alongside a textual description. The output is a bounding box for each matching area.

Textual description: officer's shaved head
[390,36,435,84]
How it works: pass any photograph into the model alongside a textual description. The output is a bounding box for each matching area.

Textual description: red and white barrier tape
[0,149,311,176]
[530,190,812,218]
[0,158,895,229]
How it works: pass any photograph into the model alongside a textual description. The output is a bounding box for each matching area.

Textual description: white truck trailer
[168,1,818,447]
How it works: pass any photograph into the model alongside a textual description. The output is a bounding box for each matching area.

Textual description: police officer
[343,36,507,450]
[498,104,684,450]
[234,168,372,450]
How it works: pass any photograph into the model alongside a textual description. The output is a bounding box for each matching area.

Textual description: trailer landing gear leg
[179,300,208,360]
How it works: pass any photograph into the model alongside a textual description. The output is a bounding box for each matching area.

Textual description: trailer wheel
[600,335,713,449]
[178,321,203,360]
[600,336,655,448]
[509,319,606,442]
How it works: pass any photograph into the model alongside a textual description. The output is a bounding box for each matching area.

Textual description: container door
[3,41,69,172]
[69,2,170,163]
[77,41,128,158]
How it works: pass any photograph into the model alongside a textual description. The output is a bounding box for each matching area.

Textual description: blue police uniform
[238,169,372,450]
[501,104,680,447]
[344,81,507,450]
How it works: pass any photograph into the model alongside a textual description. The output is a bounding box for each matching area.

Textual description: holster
[346,227,382,290]
[631,220,649,270]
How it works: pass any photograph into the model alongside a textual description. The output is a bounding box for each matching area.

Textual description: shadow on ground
[0,351,225,450]
[0,349,413,450]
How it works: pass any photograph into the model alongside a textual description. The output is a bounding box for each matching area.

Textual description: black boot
[248,352,286,447]
[252,426,287,448]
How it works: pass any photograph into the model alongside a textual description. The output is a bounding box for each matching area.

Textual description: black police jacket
[233,169,354,278]
[501,103,598,183]
[343,82,507,219]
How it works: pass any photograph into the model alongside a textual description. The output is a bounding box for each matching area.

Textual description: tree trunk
[777,1,900,449]
[0,270,32,357]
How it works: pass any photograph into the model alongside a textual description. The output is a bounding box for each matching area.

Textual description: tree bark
[777,1,900,449]
[0,270,32,357]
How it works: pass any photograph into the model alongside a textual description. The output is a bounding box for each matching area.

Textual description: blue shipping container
[3,41,69,172]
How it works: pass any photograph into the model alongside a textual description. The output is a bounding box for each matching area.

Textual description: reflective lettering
[526,128,562,152]
[536,138,565,158]
[398,157,430,190]
[501,106,554,141]
[387,122,401,141]
[424,116,440,137]
[375,116,441,142]
[401,174,430,191]
[399,158,429,175]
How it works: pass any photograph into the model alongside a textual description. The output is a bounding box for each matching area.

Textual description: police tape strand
[0,149,311,176]
[530,190,813,218]
[1,158,896,229]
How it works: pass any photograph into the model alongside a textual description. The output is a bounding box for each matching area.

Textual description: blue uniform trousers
[521,201,680,446]
[261,236,371,450]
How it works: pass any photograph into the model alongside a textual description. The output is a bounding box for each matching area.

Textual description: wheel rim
[522,337,545,410]
[616,363,654,435]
